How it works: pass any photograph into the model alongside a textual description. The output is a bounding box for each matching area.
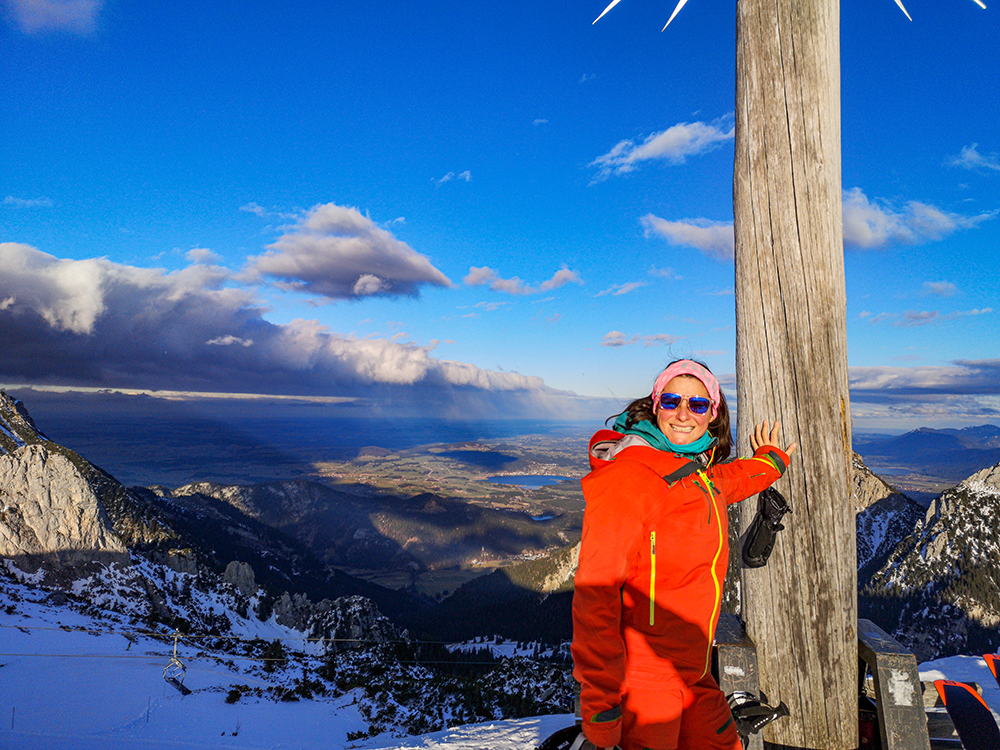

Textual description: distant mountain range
[0,391,416,621]
[5,387,1000,664]
[854,424,1000,482]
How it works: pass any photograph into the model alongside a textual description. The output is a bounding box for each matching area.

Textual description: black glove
[741,487,791,568]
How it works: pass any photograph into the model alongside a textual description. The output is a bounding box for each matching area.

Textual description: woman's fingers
[751,420,799,457]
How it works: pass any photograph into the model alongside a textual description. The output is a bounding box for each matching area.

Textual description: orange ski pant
[617,673,742,750]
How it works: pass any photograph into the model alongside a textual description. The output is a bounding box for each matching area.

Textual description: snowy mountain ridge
[862,457,1000,660]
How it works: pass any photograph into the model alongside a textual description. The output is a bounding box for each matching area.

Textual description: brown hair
[610,362,733,462]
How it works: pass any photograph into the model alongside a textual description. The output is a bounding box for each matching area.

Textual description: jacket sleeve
[571,462,648,749]
[715,444,791,505]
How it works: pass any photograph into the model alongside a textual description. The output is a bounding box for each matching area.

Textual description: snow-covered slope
[0,553,575,750]
[0,591,572,750]
[2,570,997,750]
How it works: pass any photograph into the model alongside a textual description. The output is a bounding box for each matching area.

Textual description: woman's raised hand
[751,419,798,458]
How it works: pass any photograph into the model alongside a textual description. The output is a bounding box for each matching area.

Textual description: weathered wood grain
[733,0,857,747]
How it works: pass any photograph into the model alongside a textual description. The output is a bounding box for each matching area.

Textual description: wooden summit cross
[732,1,855,747]
[590,0,986,747]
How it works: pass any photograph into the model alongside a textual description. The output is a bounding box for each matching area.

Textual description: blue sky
[1,0,998,430]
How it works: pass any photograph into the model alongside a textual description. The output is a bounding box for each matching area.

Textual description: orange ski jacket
[572,429,789,749]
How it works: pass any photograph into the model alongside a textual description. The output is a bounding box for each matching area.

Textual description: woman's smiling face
[655,375,712,445]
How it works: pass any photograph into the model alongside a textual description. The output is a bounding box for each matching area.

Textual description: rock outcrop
[863,460,1000,660]
[853,452,908,512]
[224,560,257,596]
[0,392,45,454]
[271,592,402,654]
[853,453,925,574]
[0,444,129,570]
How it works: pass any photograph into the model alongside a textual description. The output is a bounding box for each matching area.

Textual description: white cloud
[4,195,54,208]
[922,281,958,297]
[463,265,582,295]
[436,171,472,185]
[245,203,451,300]
[640,189,992,260]
[533,119,549,126]
[849,360,1000,397]
[600,331,678,348]
[648,265,679,280]
[0,243,570,412]
[833,361,1000,428]
[3,0,100,34]
[595,281,647,297]
[540,266,582,291]
[580,74,596,84]
[948,143,1000,172]
[864,307,992,327]
[473,301,511,312]
[240,202,267,217]
[842,187,995,249]
[186,248,222,265]
[206,336,254,347]
[240,202,301,220]
[641,214,735,261]
[590,119,734,181]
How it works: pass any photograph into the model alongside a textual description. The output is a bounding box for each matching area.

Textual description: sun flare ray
[593,0,624,24]
[661,0,690,30]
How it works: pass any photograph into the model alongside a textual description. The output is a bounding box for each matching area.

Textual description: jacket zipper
[697,470,724,678]
[649,530,656,626]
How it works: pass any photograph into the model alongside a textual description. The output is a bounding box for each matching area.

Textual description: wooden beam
[858,618,931,750]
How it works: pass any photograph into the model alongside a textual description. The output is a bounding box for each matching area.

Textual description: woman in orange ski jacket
[571,360,797,750]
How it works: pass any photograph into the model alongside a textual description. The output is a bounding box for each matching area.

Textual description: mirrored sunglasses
[658,392,713,415]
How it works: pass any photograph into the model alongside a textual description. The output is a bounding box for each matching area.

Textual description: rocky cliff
[0,443,129,571]
[853,452,925,576]
[0,392,175,551]
[862,459,1000,660]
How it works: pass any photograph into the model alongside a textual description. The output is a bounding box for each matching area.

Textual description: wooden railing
[713,615,936,750]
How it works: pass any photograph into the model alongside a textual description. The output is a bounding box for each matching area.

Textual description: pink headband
[651,360,721,419]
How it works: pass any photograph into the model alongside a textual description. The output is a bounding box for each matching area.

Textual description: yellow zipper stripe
[649,531,656,626]
[698,471,724,678]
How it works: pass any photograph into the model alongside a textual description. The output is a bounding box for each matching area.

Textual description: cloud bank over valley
[0,241,586,418]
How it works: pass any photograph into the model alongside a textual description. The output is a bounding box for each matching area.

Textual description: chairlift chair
[163,629,192,696]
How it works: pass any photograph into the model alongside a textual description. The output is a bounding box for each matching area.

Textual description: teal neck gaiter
[614,413,716,456]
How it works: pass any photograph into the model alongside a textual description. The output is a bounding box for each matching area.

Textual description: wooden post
[714,613,765,750]
[733,0,857,747]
